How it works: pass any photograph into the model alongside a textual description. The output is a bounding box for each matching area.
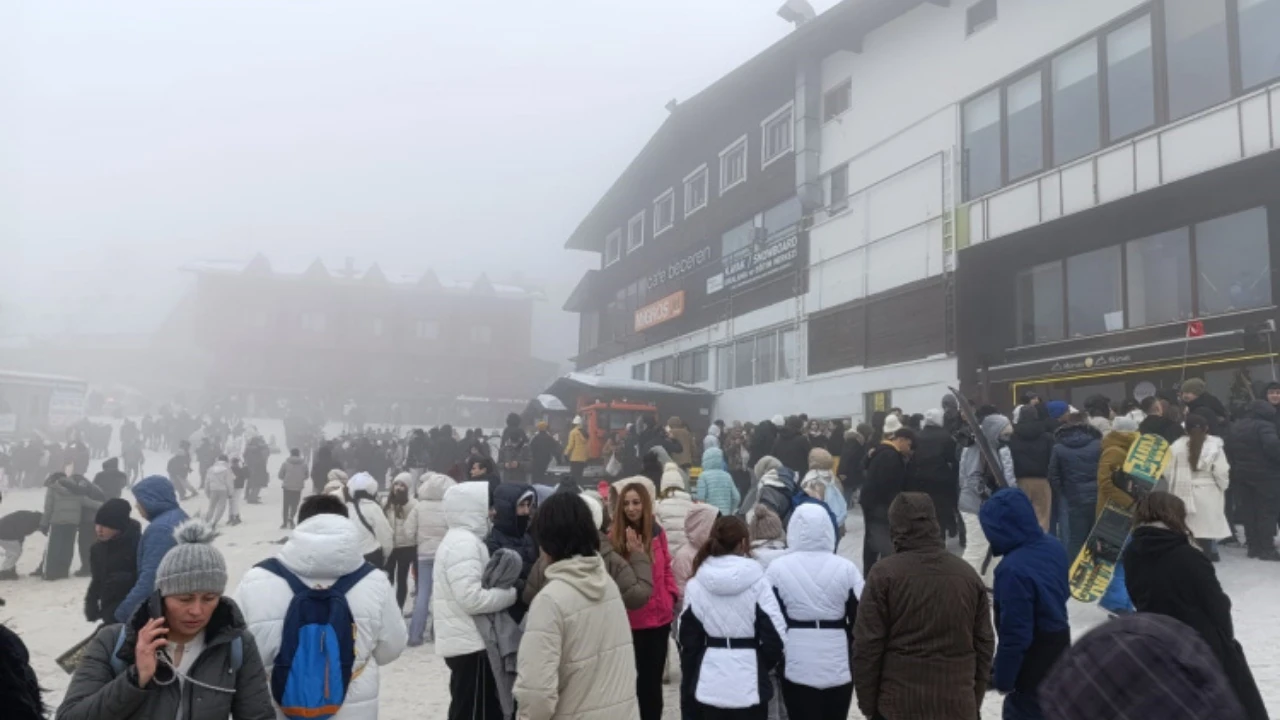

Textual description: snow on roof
[535,394,568,412]
[561,372,705,396]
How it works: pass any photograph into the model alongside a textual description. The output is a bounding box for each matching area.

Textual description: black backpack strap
[352,502,376,536]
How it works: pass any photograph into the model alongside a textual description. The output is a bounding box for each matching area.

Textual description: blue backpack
[256,558,376,720]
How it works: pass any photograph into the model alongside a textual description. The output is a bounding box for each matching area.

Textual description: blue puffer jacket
[694,448,740,516]
[1046,423,1102,508]
[979,488,1071,694]
[115,476,189,622]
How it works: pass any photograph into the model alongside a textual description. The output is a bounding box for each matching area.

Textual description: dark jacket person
[84,499,141,624]
[853,492,994,720]
[1223,400,1280,560]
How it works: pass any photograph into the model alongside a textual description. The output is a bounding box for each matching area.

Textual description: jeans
[1099,552,1133,614]
[282,489,302,526]
[1065,502,1097,563]
[206,491,229,527]
[1003,689,1046,719]
[408,557,435,645]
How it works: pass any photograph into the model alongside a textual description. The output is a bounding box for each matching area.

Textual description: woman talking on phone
[57,518,274,720]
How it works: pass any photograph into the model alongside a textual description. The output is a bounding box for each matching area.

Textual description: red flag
[1187,320,1205,338]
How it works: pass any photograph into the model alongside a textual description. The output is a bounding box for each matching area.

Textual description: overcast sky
[0,0,833,358]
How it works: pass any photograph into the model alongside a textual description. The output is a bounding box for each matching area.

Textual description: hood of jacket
[492,483,535,537]
[1244,398,1276,421]
[787,502,836,552]
[417,472,455,502]
[701,447,726,472]
[979,488,1043,556]
[889,492,944,552]
[543,554,611,602]
[444,481,492,539]
[695,554,764,596]
[980,414,1011,450]
[1055,423,1103,449]
[133,475,180,518]
[278,513,366,578]
[1126,524,1196,564]
[684,504,720,550]
[284,455,306,468]
[660,463,686,492]
[760,465,796,490]
[1101,430,1138,455]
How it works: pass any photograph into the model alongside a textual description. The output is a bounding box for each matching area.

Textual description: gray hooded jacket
[958,414,1016,515]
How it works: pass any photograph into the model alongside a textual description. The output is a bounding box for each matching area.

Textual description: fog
[0,0,833,361]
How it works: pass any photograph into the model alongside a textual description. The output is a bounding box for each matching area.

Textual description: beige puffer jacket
[514,554,640,720]
[413,472,454,558]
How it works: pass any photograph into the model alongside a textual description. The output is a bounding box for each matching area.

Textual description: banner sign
[707,231,800,295]
[635,291,686,332]
[48,388,86,430]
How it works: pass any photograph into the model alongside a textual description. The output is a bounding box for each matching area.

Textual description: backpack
[256,558,377,720]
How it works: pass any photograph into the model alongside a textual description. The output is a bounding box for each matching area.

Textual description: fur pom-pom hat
[155,519,228,597]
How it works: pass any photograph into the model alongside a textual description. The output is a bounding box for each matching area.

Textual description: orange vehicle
[578,398,658,461]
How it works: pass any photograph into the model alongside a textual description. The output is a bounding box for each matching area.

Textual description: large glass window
[734,338,755,388]
[1067,246,1123,337]
[963,89,1002,198]
[1106,15,1156,140]
[1016,261,1065,345]
[722,219,754,260]
[1006,72,1044,180]
[779,329,798,380]
[1126,228,1193,327]
[1238,0,1280,88]
[717,345,734,391]
[1196,207,1272,315]
[1164,0,1231,121]
[755,332,777,385]
[1052,40,1100,163]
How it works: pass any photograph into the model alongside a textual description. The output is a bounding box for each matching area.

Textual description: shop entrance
[1009,359,1279,411]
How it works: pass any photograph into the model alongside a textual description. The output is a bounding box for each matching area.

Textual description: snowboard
[946,387,1007,491]
[1068,433,1170,603]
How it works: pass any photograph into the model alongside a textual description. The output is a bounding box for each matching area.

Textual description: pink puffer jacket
[627,526,678,631]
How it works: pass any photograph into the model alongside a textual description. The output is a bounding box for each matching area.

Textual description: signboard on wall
[48,388,86,430]
[635,291,686,332]
[706,230,801,296]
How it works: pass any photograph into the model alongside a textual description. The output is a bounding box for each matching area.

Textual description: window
[1016,261,1065,345]
[416,319,439,339]
[1067,246,1123,336]
[823,79,852,122]
[470,326,493,344]
[963,89,1002,198]
[722,218,755,260]
[684,165,708,217]
[627,212,644,253]
[717,328,796,389]
[301,312,326,332]
[649,356,676,385]
[779,329,798,380]
[1106,14,1156,140]
[371,318,385,336]
[653,190,675,236]
[1238,0,1280,88]
[1052,40,1100,163]
[1127,228,1193,328]
[966,0,997,36]
[828,164,849,212]
[761,103,794,167]
[717,344,734,391]
[1006,72,1044,180]
[1195,207,1272,315]
[1164,0,1230,121]
[719,135,748,193]
[734,337,755,388]
[675,349,710,384]
[632,364,646,381]
[605,229,622,266]
[754,332,777,386]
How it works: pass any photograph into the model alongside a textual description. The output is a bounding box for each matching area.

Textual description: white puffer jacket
[765,503,865,689]
[679,555,787,709]
[656,491,694,554]
[348,496,393,560]
[413,473,454,559]
[232,514,408,720]
[432,481,518,658]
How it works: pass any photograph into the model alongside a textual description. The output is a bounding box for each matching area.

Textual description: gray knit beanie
[155,519,228,596]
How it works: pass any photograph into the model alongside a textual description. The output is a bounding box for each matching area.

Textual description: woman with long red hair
[610,479,679,720]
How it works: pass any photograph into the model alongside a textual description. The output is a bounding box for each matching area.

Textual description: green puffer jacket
[56,596,275,720]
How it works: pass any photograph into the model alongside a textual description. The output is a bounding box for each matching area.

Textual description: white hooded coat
[765,503,865,689]
[413,472,454,559]
[348,472,394,559]
[204,460,234,495]
[233,513,408,720]
[655,464,694,553]
[433,481,518,658]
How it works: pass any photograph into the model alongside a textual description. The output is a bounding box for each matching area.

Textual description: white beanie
[660,463,686,492]
[348,472,378,496]
[883,414,903,434]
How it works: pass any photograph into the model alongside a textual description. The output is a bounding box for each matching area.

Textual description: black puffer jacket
[1188,392,1230,437]
[1138,414,1185,445]
[91,459,129,500]
[1007,418,1053,479]
[486,483,538,578]
[1224,400,1280,497]
[908,425,957,495]
[771,426,811,476]
[749,421,778,468]
[85,520,141,623]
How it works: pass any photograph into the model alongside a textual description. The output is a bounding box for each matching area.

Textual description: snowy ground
[1,417,1276,718]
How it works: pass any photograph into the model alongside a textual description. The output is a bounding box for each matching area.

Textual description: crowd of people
[0,379,1276,720]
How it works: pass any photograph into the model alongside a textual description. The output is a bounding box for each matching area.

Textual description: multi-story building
[182,255,555,425]
[567,0,1280,422]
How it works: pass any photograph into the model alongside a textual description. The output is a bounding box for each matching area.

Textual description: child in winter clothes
[979,488,1071,720]
[383,474,419,611]
[408,472,453,645]
[678,515,787,719]
[656,463,694,553]
[695,447,740,516]
[83,498,140,624]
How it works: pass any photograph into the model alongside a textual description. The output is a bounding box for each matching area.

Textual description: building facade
[568,0,1280,421]
[182,255,555,426]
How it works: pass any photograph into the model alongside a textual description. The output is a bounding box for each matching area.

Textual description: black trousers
[385,546,416,609]
[570,461,586,481]
[632,625,670,720]
[44,524,78,580]
[445,651,503,720]
[863,518,893,576]
[282,489,302,525]
[363,549,385,567]
[1237,484,1280,557]
[781,679,854,720]
[77,519,95,572]
[697,703,767,719]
